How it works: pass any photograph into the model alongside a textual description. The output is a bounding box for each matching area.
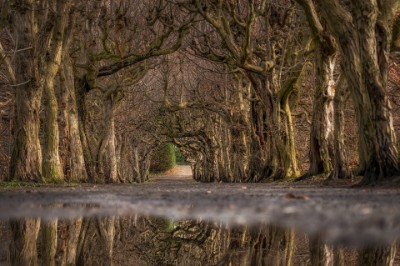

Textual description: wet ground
[0,165,400,247]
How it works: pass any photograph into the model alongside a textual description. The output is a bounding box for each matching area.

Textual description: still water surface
[0,214,398,265]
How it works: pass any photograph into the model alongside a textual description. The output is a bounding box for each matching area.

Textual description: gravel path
[0,165,399,246]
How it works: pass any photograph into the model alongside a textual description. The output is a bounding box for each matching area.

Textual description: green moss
[0,181,80,189]
[165,219,178,232]
[43,172,64,184]
[0,181,41,188]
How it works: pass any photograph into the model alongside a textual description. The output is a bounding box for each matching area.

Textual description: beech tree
[1,0,400,184]
[315,0,400,183]
[178,0,312,181]
[1,0,193,183]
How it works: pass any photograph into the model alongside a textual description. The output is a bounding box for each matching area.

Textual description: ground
[0,165,399,247]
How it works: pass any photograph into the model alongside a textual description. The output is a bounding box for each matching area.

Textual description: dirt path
[153,165,193,182]
[0,167,399,246]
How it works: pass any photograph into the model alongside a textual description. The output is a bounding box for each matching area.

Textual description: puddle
[0,214,399,265]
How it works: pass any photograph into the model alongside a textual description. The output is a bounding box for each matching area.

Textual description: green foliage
[150,143,176,173]
[165,219,178,232]
[174,146,186,164]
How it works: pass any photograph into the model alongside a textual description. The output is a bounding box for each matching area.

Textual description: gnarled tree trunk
[320,0,399,183]
[42,1,71,183]
[297,0,337,177]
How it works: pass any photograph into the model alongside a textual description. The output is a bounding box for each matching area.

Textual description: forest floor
[0,165,399,246]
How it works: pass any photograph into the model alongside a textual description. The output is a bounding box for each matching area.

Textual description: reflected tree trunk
[60,218,83,266]
[9,218,41,266]
[41,219,58,266]
[309,236,333,266]
[76,218,91,266]
[97,217,116,266]
[263,225,294,266]
[357,245,397,266]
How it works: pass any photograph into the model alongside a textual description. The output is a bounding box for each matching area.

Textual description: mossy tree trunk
[42,0,72,183]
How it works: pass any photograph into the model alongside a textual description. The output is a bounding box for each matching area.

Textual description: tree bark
[9,0,44,182]
[319,0,399,183]
[357,245,397,266]
[296,0,337,176]
[41,219,58,266]
[309,44,335,176]
[42,1,70,183]
[97,95,119,183]
[97,217,115,266]
[9,218,41,266]
[76,78,99,182]
[309,235,333,266]
[60,58,88,182]
[329,75,352,180]
[60,218,83,266]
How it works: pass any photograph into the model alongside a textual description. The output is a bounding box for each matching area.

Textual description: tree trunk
[329,75,352,180]
[97,217,115,266]
[60,218,83,266]
[41,219,58,266]
[60,59,87,182]
[107,112,119,183]
[248,96,269,182]
[309,236,333,266]
[263,225,294,265]
[9,1,43,182]
[9,218,41,266]
[320,0,399,183]
[309,44,335,176]
[76,78,98,182]
[42,13,66,182]
[97,96,118,183]
[42,1,71,182]
[247,70,303,181]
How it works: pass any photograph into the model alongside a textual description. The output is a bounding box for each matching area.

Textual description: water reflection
[0,216,398,266]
